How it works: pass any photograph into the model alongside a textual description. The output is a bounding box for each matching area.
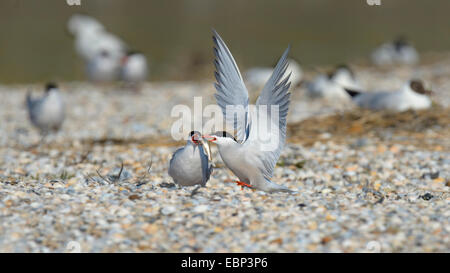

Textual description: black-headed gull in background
[345,79,432,112]
[371,37,419,66]
[203,31,295,193]
[26,83,65,135]
[307,64,361,100]
[168,131,213,187]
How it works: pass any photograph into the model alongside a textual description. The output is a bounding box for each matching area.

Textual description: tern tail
[344,88,362,98]
[258,179,297,193]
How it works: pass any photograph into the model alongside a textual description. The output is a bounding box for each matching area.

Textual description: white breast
[87,55,121,82]
[122,55,148,83]
[34,91,65,130]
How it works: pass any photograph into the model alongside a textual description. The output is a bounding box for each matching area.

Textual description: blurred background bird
[68,14,126,63]
[120,50,149,91]
[66,13,148,86]
[26,82,65,136]
[345,79,432,111]
[86,49,121,83]
[371,37,420,66]
[1,0,448,84]
[306,65,361,101]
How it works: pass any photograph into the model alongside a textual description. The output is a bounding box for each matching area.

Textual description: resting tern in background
[203,31,295,193]
[87,49,121,83]
[345,79,432,112]
[120,50,149,90]
[26,83,65,135]
[329,65,361,90]
[306,64,361,101]
[168,131,213,187]
[371,37,419,66]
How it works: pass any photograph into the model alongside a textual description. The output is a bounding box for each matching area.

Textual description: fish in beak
[200,137,213,162]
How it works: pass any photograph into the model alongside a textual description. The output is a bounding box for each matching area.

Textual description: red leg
[235,181,252,190]
[224,179,252,190]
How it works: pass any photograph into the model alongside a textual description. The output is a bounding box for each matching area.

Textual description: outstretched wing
[212,30,250,143]
[247,46,292,180]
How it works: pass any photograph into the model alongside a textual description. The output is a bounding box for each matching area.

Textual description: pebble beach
[0,56,449,253]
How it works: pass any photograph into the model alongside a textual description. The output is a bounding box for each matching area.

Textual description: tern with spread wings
[204,31,295,193]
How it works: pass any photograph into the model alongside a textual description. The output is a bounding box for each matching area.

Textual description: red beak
[203,134,216,142]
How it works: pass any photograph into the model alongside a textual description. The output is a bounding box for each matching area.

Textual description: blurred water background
[0,0,449,83]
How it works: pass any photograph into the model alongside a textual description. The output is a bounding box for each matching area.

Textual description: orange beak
[202,134,217,142]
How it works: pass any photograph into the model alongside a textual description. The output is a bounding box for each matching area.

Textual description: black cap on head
[394,36,409,51]
[45,82,58,91]
[189,131,202,144]
[326,71,334,80]
[410,79,431,95]
[336,64,350,71]
[213,131,237,142]
[337,64,354,77]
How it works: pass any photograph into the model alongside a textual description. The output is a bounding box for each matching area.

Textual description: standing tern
[26,82,65,135]
[203,31,295,193]
[344,79,432,112]
[168,131,213,187]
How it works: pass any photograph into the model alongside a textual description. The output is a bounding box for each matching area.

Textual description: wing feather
[212,30,250,143]
[248,46,292,179]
